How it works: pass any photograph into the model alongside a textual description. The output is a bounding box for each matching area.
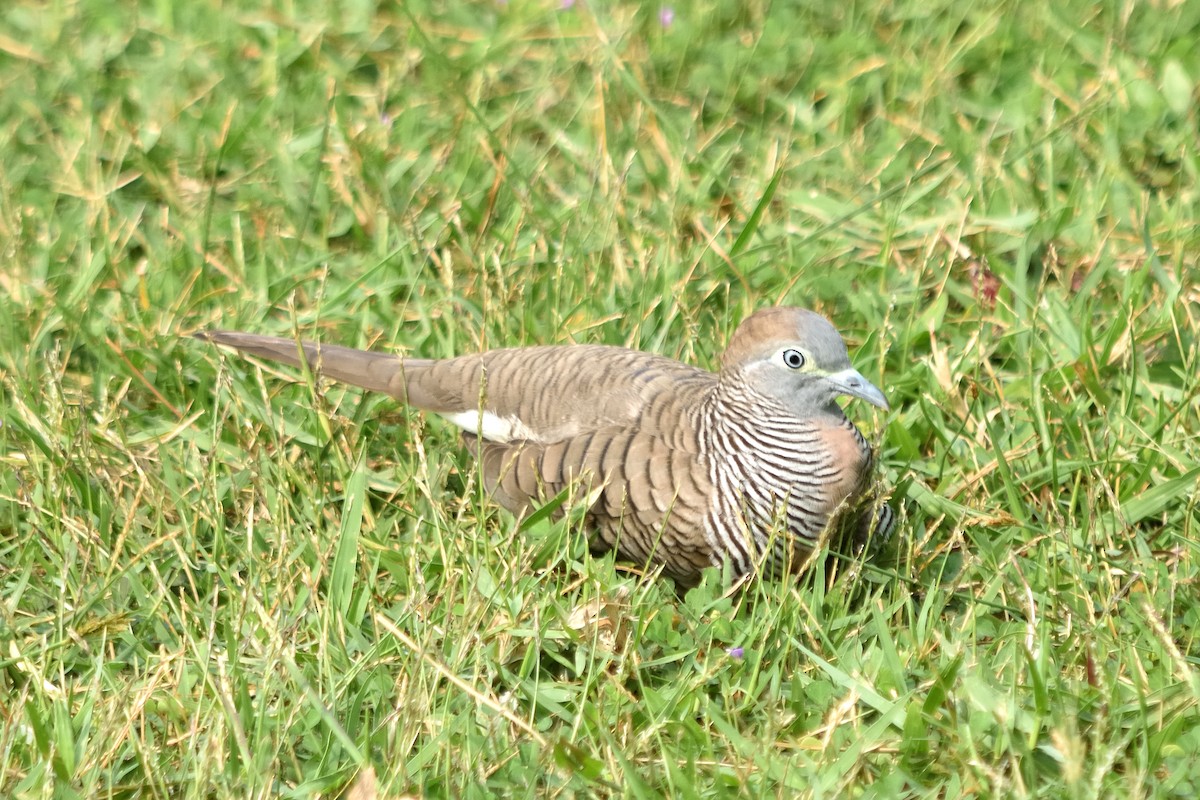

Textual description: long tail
[196,330,412,397]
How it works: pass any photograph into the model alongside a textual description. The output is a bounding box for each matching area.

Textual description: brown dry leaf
[565,586,632,652]
[962,510,1020,528]
[927,329,956,395]
[344,767,376,800]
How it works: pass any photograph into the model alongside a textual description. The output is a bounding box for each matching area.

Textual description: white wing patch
[439,410,540,443]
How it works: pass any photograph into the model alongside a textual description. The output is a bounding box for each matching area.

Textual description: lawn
[2,0,1199,797]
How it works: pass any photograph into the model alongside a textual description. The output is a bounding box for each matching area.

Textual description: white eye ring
[782,349,806,369]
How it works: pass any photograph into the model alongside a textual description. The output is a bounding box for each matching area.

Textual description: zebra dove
[197,308,892,584]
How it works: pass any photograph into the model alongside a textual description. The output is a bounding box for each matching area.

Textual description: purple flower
[561,0,575,9]
[659,6,675,27]
[727,646,744,660]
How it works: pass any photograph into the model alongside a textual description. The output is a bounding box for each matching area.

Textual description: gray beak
[826,368,889,411]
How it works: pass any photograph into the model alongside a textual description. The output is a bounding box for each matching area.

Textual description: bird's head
[721,307,889,414]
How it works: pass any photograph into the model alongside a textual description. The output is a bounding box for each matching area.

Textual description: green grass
[2,0,1199,796]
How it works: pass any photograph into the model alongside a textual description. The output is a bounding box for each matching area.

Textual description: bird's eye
[782,349,806,369]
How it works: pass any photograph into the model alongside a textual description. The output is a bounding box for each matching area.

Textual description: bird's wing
[407,345,714,442]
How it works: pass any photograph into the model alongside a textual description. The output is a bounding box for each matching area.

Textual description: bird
[196,307,893,584]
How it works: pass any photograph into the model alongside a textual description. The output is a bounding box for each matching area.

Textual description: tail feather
[196,330,414,398]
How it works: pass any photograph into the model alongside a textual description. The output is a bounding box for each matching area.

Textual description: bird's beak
[826,368,889,411]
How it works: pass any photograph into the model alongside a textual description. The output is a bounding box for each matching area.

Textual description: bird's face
[723,307,889,415]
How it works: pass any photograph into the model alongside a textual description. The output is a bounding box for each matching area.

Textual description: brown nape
[196,306,891,584]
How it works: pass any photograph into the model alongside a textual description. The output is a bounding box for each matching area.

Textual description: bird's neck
[698,377,849,444]
[707,376,846,420]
